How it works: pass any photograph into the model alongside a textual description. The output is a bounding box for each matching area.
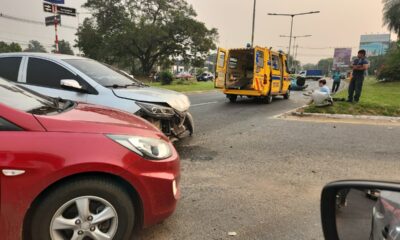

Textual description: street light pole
[251,0,257,47]
[269,11,320,68]
[288,16,294,64]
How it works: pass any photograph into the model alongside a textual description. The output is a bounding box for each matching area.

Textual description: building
[359,34,391,56]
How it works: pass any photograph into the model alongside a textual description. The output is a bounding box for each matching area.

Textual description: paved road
[139,81,400,240]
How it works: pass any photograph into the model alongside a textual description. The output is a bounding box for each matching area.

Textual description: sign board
[43,2,76,17]
[45,0,65,4]
[45,15,61,26]
[359,34,391,56]
[333,48,352,69]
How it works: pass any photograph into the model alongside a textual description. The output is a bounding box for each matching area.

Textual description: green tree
[302,63,317,71]
[53,40,74,55]
[24,40,47,53]
[76,0,218,75]
[316,58,333,75]
[383,0,400,39]
[377,44,400,81]
[0,41,22,53]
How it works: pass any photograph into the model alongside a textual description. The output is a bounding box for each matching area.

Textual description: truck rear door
[253,47,266,92]
[215,48,228,88]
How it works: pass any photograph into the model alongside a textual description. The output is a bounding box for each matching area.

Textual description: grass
[148,80,215,93]
[304,77,400,117]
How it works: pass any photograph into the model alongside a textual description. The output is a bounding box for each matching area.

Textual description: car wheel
[28,177,135,240]
[227,94,237,103]
[284,89,290,100]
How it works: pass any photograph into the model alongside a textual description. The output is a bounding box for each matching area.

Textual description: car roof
[0,52,87,61]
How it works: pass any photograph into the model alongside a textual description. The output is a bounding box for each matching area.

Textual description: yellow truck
[215,46,291,103]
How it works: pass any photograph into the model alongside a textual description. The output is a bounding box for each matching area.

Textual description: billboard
[360,34,391,56]
[333,48,352,68]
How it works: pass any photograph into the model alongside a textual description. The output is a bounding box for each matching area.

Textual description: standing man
[348,50,369,103]
[332,69,342,93]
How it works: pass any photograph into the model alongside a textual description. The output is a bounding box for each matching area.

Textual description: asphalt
[138,80,400,240]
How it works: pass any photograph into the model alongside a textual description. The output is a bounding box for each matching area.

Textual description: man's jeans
[348,77,364,102]
[332,81,341,93]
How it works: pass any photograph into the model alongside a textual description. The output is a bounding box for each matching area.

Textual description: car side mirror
[60,79,88,93]
[321,180,400,240]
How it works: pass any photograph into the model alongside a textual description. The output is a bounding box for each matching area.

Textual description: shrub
[160,71,174,85]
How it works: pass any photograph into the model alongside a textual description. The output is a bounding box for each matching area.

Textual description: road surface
[138,80,400,240]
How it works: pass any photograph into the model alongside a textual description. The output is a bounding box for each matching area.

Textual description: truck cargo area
[226,49,254,90]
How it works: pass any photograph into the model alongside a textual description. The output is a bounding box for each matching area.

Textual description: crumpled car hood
[112,87,191,112]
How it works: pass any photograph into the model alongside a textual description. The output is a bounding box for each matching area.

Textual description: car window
[272,55,280,71]
[64,59,138,87]
[0,78,55,112]
[256,51,264,68]
[27,58,78,88]
[0,57,22,82]
[218,52,226,68]
[0,118,23,131]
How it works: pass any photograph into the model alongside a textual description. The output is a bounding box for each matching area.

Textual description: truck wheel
[28,177,135,240]
[284,89,291,100]
[227,95,237,103]
[263,95,273,104]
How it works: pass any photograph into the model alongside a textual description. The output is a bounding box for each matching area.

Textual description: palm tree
[383,0,400,39]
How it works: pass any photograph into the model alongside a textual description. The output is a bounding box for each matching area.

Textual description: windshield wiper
[105,83,146,88]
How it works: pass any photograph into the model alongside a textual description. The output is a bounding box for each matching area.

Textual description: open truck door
[215,48,228,89]
[270,53,283,94]
[281,55,291,94]
[253,47,266,93]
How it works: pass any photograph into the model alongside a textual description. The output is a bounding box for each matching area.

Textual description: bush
[160,71,173,85]
[377,48,400,82]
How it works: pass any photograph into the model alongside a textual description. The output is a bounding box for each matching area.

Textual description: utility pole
[268,11,320,68]
[53,4,59,53]
[280,34,312,71]
[251,0,257,47]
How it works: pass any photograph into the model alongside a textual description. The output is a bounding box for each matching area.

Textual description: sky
[0,0,396,64]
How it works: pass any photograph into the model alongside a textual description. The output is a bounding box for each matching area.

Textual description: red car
[0,78,180,240]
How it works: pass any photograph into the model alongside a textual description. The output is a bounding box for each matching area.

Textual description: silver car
[0,53,194,140]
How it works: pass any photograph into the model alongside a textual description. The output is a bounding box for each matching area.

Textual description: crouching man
[312,79,333,107]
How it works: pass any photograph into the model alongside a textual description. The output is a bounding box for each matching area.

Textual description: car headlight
[107,135,173,160]
[136,102,175,118]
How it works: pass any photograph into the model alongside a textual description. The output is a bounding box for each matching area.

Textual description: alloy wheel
[50,196,118,240]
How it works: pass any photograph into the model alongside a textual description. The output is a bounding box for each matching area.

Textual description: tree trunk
[139,59,153,76]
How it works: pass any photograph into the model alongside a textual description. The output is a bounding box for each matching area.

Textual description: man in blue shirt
[348,50,369,103]
[332,69,342,93]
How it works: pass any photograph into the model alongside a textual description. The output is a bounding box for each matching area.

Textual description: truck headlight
[136,102,175,118]
[107,135,173,160]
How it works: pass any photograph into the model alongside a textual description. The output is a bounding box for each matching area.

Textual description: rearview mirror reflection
[332,187,400,240]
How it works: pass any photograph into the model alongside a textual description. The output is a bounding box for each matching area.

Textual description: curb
[286,111,400,125]
[291,111,400,122]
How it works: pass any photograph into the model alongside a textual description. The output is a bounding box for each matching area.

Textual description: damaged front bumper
[137,108,194,141]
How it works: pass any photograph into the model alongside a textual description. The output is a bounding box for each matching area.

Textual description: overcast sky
[0,0,395,64]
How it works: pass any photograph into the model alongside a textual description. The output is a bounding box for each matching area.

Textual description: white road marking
[191,101,218,107]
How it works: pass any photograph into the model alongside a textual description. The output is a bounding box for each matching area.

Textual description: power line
[0,12,77,30]
[275,45,359,50]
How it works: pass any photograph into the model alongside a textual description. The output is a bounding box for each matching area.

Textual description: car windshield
[65,59,144,88]
[0,78,55,112]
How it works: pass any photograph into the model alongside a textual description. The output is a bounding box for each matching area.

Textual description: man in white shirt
[312,79,333,106]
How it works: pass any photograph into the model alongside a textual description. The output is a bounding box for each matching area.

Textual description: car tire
[284,89,290,100]
[28,177,136,240]
[227,94,237,103]
[263,95,273,104]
